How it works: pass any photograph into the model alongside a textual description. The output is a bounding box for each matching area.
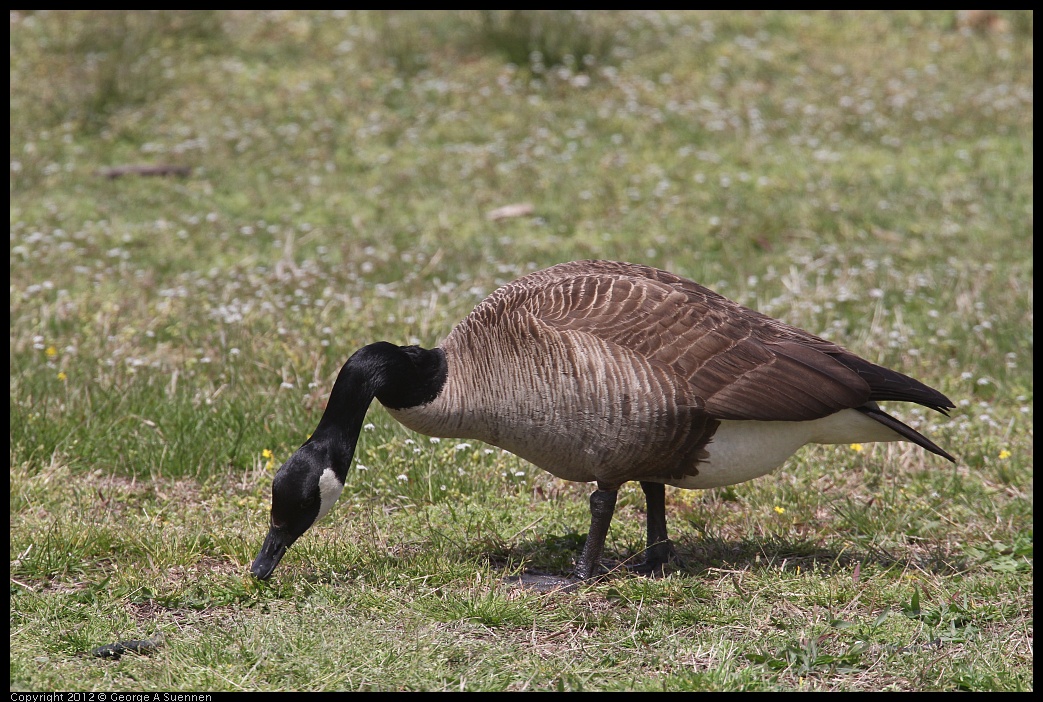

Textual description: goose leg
[574,487,618,580]
[628,481,680,574]
[503,486,617,591]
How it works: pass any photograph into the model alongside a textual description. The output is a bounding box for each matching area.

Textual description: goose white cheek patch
[315,468,345,523]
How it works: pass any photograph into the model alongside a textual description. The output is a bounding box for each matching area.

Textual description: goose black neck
[313,342,447,441]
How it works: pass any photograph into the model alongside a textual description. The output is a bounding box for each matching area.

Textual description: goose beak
[250,525,294,580]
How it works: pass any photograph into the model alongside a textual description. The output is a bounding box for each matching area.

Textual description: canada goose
[251,260,955,583]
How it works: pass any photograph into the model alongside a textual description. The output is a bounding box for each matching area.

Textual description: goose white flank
[251,260,955,585]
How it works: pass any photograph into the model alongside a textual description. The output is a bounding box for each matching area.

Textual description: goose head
[251,342,447,580]
[250,440,348,580]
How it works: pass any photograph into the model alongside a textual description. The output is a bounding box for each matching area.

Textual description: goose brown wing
[506,261,891,422]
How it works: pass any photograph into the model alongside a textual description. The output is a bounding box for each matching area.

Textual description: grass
[10,10,1032,691]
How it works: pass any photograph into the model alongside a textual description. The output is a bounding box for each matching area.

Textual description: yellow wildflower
[57,371,67,381]
[998,449,1011,460]
[850,443,864,452]
[774,506,785,515]
[45,346,57,358]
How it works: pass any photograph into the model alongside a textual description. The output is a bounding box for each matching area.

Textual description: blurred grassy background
[10,11,1032,691]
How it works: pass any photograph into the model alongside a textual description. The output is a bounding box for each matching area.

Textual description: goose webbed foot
[626,539,682,575]
[502,572,584,592]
